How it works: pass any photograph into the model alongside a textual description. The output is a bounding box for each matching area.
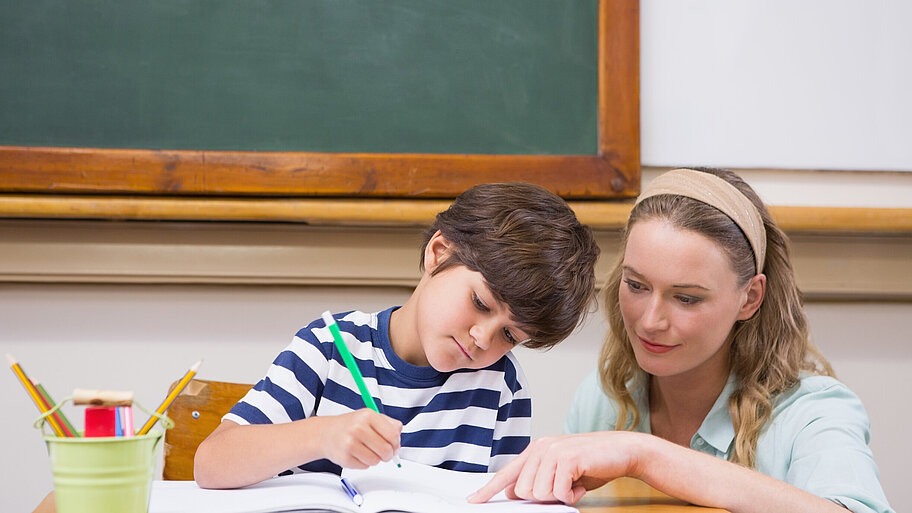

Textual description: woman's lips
[640,337,677,354]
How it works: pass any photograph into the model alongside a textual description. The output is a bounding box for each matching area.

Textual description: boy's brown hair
[420,182,599,349]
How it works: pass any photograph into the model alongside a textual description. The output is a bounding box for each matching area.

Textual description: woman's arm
[193,410,402,489]
[469,431,846,513]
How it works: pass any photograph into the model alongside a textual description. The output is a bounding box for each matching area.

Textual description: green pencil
[322,310,400,467]
[35,383,80,437]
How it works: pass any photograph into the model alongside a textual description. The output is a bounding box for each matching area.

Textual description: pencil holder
[36,399,173,513]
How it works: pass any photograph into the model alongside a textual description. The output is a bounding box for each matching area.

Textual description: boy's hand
[317,409,402,469]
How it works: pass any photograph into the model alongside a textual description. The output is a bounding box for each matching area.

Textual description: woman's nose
[641,297,669,332]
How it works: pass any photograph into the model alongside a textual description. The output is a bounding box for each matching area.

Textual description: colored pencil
[34,382,77,438]
[123,405,135,436]
[7,354,66,437]
[322,311,400,467]
[136,359,202,435]
[115,406,123,436]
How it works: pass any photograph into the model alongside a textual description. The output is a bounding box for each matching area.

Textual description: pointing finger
[466,454,525,503]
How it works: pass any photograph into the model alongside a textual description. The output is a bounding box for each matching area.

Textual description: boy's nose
[469,323,493,351]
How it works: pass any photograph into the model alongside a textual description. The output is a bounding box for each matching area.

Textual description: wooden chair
[162,378,253,480]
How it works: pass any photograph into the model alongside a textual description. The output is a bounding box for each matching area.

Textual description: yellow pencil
[136,359,202,435]
[7,354,67,437]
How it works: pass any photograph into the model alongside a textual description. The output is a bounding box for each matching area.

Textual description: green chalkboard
[0,0,598,155]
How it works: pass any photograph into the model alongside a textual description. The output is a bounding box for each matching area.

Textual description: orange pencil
[7,354,67,437]
[136,359,202,436]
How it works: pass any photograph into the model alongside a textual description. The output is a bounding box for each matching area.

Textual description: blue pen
[340,477,364,507]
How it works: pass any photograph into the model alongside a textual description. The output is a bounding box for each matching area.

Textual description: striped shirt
[224,307,532,475]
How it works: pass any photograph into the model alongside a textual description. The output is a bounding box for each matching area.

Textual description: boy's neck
[388,297,429,367]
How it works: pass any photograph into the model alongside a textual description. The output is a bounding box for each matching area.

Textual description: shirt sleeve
[782,380,894,513]
[223,320,333,426]
[564,369,621,434]
[488,354,532,471]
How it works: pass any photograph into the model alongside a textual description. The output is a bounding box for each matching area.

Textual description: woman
[469,168,893,513]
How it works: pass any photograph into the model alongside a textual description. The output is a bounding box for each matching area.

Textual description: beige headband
[635,168,767,273]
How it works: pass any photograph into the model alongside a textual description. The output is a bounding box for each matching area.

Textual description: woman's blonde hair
[598,167,834,468]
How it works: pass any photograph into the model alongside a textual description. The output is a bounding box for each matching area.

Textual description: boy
[194,183,600,489]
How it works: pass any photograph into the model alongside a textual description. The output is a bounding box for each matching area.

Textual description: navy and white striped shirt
[224,307,532,475]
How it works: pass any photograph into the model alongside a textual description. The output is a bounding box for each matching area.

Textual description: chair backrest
[162,378,253,480]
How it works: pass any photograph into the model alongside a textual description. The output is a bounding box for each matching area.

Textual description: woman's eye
[677,295,702,306]
[624,279,644,291]
[472,293,489,311]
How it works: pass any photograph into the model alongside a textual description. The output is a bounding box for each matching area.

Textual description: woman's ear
[423,230,452,273]
[737,274,767,321]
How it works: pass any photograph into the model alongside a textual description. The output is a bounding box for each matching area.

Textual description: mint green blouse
[565,372,893,513]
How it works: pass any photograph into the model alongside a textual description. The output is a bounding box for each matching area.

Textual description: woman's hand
[317,409,402,469]
[470,430,853,513]
[468,431,644,505]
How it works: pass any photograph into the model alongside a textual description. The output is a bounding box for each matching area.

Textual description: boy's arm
[194,419,326,489]
[194,409,402,489]
[194,321,331,488]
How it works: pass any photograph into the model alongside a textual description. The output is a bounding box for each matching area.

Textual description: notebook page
[149,472,354,513]
[149,460,578,513]
[344,460,578,512]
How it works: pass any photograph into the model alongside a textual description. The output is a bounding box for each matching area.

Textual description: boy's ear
[423,230,452,273]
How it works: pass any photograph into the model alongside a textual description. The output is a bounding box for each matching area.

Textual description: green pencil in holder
[36,397,173,513]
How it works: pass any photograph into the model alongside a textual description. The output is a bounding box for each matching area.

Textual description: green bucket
[44,432,164,513]
[36,399,172,513]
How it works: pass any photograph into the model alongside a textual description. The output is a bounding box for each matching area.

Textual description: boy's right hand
[316,409,402,469]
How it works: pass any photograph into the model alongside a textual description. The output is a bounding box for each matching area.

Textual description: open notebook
[149,459,578,513]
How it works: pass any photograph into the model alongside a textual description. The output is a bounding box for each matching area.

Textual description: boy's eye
[502,328,517,345]
[472,293,489,312]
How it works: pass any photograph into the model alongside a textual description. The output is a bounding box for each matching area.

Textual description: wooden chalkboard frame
[0,0,638,200]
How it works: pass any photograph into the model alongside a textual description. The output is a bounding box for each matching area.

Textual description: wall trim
[1,220,909,300]
[1,194,911,234]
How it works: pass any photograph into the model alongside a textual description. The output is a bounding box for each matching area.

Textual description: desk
[33,478,728,513]
[577,478,728,512]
